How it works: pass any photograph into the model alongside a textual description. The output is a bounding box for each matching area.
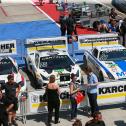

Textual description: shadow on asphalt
[99,103,126,110]
[25,109,90,125]
[114,120,126,126]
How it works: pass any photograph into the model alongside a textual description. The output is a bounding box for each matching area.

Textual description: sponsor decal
[0,40,16,55]
[98,85,126,95]
[54,69,64,73]
[116,72,126,77]
[108,64,118,72]
[31,95,39,103]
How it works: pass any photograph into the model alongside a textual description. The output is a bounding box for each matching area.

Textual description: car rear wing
[25,37,68,54]
[78,33,119,50]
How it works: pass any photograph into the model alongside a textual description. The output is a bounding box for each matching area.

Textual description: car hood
[101,60,126,79]
[38,65,80,83]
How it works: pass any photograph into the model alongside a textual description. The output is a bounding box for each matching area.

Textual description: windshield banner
[25,37,67,54]
[78,33,119,50]
[0,40,17,55]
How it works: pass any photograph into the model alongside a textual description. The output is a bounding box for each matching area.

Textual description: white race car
[83,44,126,81]
[0,56,26,92]
[26,50,81,86]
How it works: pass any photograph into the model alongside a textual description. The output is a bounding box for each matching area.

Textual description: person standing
[84,66,99,117]
[85,111,105,126]
[0,74,21,126]
[46,75,60,126]
[109,8,117,21]
[120,18,126,47]
[59,14,67,36]
[66,13,77,43]
[69,73,80,121]
[0,90,14,126]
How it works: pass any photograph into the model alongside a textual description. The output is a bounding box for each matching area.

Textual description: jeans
[87,93,99,115]
[70,97,77,119]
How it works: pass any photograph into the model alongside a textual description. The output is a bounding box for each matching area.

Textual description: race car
[26,50,81,86]
[83,44,126,81]
[0,56,26,92]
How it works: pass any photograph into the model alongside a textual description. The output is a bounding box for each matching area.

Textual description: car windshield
[0,58,17,75]
[39,55,74,69]
[99,49,126,61]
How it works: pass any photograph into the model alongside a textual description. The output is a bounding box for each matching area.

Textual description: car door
[87,49,100,77]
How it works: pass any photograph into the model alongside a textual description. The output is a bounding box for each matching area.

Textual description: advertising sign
[78,33,119,50]
[0,40,17,55]
[97,80,126,105]
[25,37,67,54]
[28,87,88,113]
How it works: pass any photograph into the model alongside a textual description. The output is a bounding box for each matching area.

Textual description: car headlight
[41,74,49,81]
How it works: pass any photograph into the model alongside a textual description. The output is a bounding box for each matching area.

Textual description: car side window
[35,54,39,68]
[92,48,98,58]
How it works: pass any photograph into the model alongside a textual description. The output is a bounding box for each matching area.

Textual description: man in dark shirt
[0,74,21,126]
[85,111,105,126]
[66,13,77,43]
[59,14,67,36]
[0,90,14,126]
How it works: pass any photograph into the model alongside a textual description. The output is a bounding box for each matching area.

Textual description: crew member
[0,74,21,126]
[0,90,14,126]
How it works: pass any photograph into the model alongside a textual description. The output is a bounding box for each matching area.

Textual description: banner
[0,40,17,55]
[97,80,126,105]
[25,37,67,54]
[78,33,119,50]
[28,87,88,113]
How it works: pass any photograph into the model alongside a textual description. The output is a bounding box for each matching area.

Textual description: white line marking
[28,0,60,27]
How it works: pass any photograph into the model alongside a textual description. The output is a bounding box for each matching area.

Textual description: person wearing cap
[0,74,21,126]
[99,20,109,33]
[69,73,80,122]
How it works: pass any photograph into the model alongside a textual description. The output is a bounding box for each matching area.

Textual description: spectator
[72,119,82,126]
[39,0,43,5]
[84,66,99,117]
[46,75,60,126]
[0,74,21,126]
[59,13,67,36]
[109,8,117,21]
[108,19,117,33]
[92,21,102,32]
[100,19,109,33]
[119,18,126,46]
[0,90,14,126]
[69,73,80,121]
[66,13,77,43]
[85,111,105,126]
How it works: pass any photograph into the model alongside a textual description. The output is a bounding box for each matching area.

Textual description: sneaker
[12,120,18,126]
